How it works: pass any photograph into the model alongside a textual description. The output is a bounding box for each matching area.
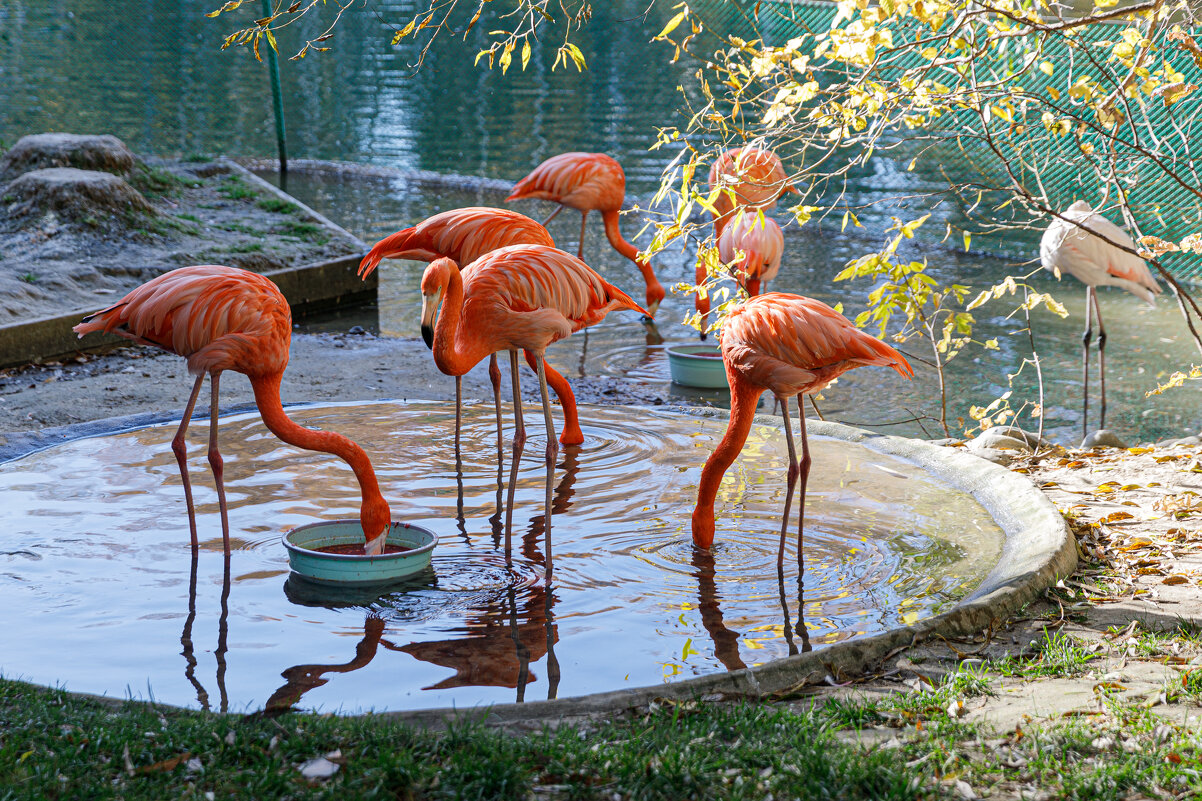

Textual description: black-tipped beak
[421,323,434,349]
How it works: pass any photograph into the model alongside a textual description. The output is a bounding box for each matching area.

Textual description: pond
[0,401,1002,712]
[4,0,1194,445]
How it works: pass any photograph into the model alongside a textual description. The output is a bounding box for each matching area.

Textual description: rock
[969,446,1014,466]
[1080,429,1128,449]
[0,133,136,183]
[1,168,155,226]
[968,426,1051,455]
[1157,435,1201,448]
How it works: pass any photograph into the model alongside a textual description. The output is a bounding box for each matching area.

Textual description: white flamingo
[1040,200,1162,438]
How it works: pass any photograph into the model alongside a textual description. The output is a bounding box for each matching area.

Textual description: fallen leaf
[1103,511,1135,523]
[1127,447,1154,455]
[1162,575,1190,585]
[136,752,192,775]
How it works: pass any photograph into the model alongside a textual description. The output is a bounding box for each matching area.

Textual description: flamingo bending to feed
[73,265,392,555]
[696,144,796,334]
[696,209,786,337]
[420,244,648,460]
[691,293,913,564]
[358,207,586,446]
[506,152,665,316]
[1040,200,1162,439]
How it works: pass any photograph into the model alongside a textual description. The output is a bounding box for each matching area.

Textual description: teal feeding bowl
[666,344,728,389]
[283,520,438,585]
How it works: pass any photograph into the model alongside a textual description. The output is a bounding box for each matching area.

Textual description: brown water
[0,401,1001,712]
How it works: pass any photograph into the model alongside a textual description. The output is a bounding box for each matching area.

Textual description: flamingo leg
[777,395,799,569]
[695,261,710,341]
[509,349,526,451]
[541,205,563,227]
[504,413,523,555]
[535,356,559,463]
[577,210,588,259]
[1091,288,1108,430]
[172,373,206,550]
[525,350,582,446]
[455,375,463,451]
[489,354,503,451]
[797,398,811,575]
[1081,287,1094,439]
[207,373,231,554]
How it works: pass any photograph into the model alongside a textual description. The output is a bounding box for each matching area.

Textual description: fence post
[261,0,288,181]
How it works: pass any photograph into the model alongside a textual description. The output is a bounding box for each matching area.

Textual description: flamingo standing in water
[506,152,665,316]
[359,207,587,446]
[73,265,392,555]
[1040,200,1162,439]
[691,293,913,564]
[420,244,648,461]
[696,144,796,335]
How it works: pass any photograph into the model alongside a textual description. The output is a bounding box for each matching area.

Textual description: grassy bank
[4,660,1201,801]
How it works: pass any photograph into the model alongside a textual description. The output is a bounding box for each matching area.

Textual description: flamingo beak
[420,290,441,349]
[364,533,386,556]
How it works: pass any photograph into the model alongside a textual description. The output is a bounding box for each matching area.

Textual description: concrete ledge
[0,254,376,368]
[0,403,1075,729]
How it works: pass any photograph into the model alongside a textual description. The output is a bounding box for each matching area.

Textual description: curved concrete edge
[0,402,1075,730]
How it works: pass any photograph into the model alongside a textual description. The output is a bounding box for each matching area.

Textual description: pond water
[2,1,1198,444]
[0,401,1002,713]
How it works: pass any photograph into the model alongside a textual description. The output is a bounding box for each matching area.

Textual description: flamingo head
[361,495,392,556]
[420,258,456,349]
[645,282,666,319]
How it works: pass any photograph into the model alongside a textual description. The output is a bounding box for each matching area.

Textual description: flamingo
[420,244,648,461]
[696,209,786,337]
[505,152,665,316]
[691,293,913,564]
[696,144,796,335]
[73,265,392,555]
[1040,200,1162,439]
[358,207,587,446]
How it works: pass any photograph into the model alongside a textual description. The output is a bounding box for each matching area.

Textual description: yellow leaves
[553,42,587,72]
[1127,447,1155,456]
[1180,233,1202,255]
[655,9,689,41]
[206,0,243,18]
[1039,61,1054,77]
[1041,112,1071,136]
[921,47,938,60]
[1154,492,1202,519]
[841,210,862,231]
[1138,235,1179,258]
[1103,511,1135,523]
[1145,365,1202,397]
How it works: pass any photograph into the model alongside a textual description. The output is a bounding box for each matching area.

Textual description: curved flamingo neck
[249,374,384,506]
[691,379,765,548]
[602,210,660,286]
[430,264,491,376]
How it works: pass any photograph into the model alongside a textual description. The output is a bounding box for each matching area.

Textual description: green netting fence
[691,0,1202,282]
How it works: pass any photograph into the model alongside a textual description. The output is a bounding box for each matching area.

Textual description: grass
[0,679,927,801]
[258,197,301,215]
[130,165,198,198]
[278,221,329,243]
[219,176,257,201]
[989,630,1097,679]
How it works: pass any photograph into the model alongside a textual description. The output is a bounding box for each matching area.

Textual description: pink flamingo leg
[489,353,504,451]
[796,398,811,574]
[535,356,559,463]
[1091,287,1108,430]
[577,211,588,259]
[172,373,206,550]
[524,350,582,446]
[207,372,230,553]
[509,349,526,452]
[1081,287,1094,438]
[776,395,799,569]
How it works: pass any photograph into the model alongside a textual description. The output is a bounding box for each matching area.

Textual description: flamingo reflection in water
[179,551,232,713]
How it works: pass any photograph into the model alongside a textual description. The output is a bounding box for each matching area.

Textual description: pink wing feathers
[359,207,553,278]
[73,264,289,376]
[1040,201,1161,303]
[709,144,794,214]
[718,211,784,288]
[506,153,626,212]
[463,244,648,331]
[721,293,913,397]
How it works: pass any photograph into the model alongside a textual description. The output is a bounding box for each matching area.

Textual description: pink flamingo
[73,265,392,555]
[359,207,586,446]
[691,293,913,564]
[506,152,665,315]
[696,209,786,337]
[696,144,796,332]
[1040,200,1162,438]
[420,244,648,460]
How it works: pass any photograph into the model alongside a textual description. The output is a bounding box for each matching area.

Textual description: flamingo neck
[249,374,384,507]
[602,210,663,308]
[431,265,492,376]
[691,380,765,548]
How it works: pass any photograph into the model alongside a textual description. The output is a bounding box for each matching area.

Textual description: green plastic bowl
[666,344,728,389]
[283,520,438,585]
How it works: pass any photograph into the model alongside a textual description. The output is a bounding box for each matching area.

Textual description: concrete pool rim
[0,400,1075,728]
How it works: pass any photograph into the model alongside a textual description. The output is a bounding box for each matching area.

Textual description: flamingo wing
[722,293,913,396]
[506,153,625,212]
[73,264,289,375]
[1041,202,1161,301]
